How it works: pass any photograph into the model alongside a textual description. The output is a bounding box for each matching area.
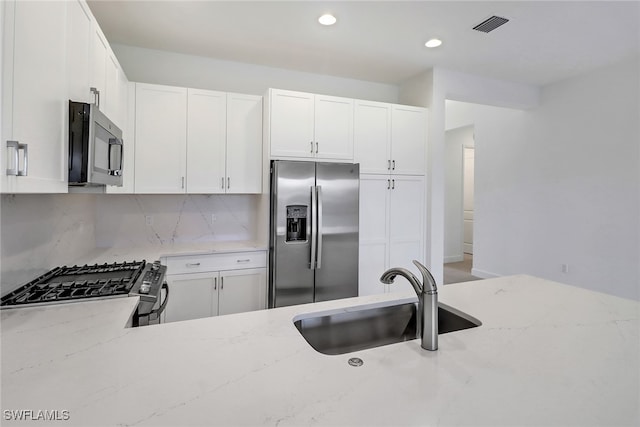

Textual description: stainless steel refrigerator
[269,160,359,308]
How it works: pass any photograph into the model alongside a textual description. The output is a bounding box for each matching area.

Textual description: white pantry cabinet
[162,251,267,323]
[1,0,68,193]
[267,89,353,161]
[134,83,188,193]
[187,89,262,194]
[358,174,425,296]
[354,101,427,175]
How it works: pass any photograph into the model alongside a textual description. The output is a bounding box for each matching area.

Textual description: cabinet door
[314,95,353,160]
[164,273,216,323]
[269,89,314,158]
[226,93,262,194]
[186,88,226,193]
[66,0,93,104]
[218,268,267,316]
[354,100,392,174]
[358,175,390,296]
[391,105,427,175]
[90,25,107,106]
[134,83,187,193]
[389,175,425,293]
[103,53,119,123]
[2,0,68,193]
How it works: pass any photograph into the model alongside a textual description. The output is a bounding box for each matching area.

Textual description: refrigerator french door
[269,160,359,308]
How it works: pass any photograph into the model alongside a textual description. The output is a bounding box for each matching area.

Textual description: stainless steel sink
[293,302,481,355]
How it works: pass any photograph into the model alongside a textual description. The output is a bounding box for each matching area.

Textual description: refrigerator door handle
[309,185,317,270]
[316,186,323,269]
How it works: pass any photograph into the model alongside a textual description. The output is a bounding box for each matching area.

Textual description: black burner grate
[1,261,147,307]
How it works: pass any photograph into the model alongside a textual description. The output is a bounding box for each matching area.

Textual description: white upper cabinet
[136,85,262,194]
[354,100,392,174]
[2,0,129,193]
[66,0,93,104]
[267,89,354,161]
[2,0,68,193]
[134,83,188,193]
[354,102,427,176]
[187,88,227,193]
[225,93,263,194]
[390,105,427,175]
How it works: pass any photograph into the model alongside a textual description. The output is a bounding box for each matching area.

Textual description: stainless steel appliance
[269,160,359,308]
[0,260,168,326]
[68,100,123,187]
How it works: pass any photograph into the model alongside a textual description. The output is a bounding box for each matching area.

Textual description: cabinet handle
[221,177,225,189]
[310,141,314,153]
[214,277,217,290]
[6,141,28,176]
[227,177,230,189]
[90,87,100,108]
[221,277,224,290]
[236,259,251,263]
[387,179,390,190]
[315,142,319,154]
[392,160,396,170]
[392,179,395,190]
[181,176,185,189]
[387,159,391,170]
[186,262,201,267]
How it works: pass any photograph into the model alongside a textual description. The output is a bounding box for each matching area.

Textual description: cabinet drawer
[163,251,267,274]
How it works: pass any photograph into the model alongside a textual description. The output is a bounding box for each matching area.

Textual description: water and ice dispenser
[286,205,307,242]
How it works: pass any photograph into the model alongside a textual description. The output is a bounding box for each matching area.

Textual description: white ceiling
[87,1,640,87]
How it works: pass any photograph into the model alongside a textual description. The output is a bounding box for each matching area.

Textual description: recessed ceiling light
[425,38,442,48]
[318,14,337,26]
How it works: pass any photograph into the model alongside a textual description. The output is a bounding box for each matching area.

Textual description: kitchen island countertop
[1,275,638,426]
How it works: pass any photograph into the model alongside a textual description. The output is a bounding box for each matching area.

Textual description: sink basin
[293,301,481,355]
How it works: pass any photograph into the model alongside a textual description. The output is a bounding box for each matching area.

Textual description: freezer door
[314,162,359,302]
[270,161,316,307]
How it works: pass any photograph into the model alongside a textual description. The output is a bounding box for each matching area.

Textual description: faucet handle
[412,260,437,294]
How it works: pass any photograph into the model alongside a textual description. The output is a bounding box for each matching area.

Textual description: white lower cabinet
[162,251,267,323]
[359,174,425,296]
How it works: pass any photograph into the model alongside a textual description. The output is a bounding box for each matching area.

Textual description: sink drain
[348,357,364,367]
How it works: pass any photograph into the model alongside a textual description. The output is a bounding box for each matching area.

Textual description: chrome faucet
[380,260,438,351]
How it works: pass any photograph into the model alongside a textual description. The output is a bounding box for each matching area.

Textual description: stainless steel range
[0,260,168,326]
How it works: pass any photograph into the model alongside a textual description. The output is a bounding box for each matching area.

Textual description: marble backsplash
[1,193,263,293]
[1,194,97,289]
[94,194,261,247]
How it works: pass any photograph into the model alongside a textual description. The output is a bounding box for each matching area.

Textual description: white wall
[112,44,399,103]
[446,57,640,300]
[399,68,539,284]
[444,125,474,263]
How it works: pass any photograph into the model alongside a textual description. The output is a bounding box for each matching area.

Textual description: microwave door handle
[108,138,123,176]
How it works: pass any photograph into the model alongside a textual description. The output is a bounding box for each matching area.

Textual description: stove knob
[140,281,151,294]
[152,261,161,271]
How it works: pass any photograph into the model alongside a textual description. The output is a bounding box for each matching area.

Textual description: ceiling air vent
[473,16,509,33]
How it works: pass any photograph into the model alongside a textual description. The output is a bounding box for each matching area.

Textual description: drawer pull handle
[236,259,251,263]
[186,262,201,267]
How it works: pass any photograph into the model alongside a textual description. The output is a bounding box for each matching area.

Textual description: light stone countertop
[76,241,268,266]
[1,275,638,426]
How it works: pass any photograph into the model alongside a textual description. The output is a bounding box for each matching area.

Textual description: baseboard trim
[444,255,464,263]
[471,268,501,279]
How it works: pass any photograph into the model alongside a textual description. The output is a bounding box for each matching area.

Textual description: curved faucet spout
[412,260,437,294]
[379,268,423,296]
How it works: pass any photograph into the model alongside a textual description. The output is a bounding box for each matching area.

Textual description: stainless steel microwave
[68,101,123,187]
